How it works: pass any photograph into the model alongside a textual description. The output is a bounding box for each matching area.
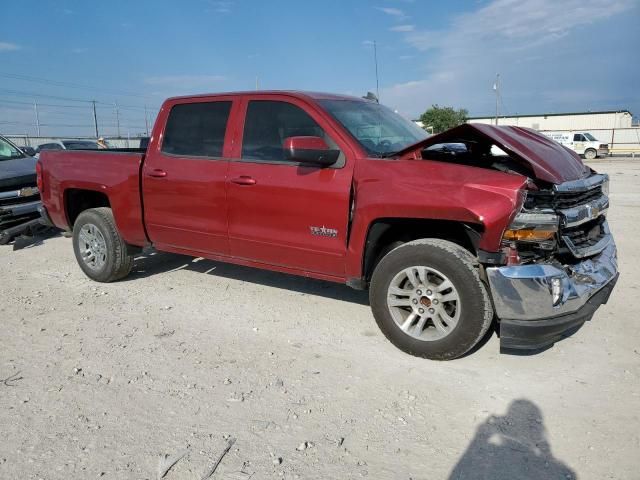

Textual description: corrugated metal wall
[468,111,633,130]
[5,136,143,149]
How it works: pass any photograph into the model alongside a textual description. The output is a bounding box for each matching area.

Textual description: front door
[226,97,354,277]
[142,99,235,255]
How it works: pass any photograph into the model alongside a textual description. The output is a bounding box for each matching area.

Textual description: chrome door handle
[147,169,167,178]
[231,176,256,186]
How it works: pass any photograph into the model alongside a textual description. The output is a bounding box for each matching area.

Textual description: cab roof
[166,90,369,103]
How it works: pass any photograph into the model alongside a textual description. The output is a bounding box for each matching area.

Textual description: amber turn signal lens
[503,229,556,242]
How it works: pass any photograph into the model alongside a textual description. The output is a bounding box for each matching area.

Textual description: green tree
[419,105,469,134]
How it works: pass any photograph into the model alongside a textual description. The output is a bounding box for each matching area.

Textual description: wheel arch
[361,218,483,283]
[64,188,111,227]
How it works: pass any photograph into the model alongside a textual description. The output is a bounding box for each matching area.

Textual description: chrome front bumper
[486,238,618,322]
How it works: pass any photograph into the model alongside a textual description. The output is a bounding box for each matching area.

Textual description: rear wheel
[584,148,597,160]
[369,239,493,360]
[72,207,133,282]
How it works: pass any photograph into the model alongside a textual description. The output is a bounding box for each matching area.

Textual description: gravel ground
[1,158,639,480]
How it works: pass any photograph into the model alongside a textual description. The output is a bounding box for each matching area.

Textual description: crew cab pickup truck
[38,91,618,360]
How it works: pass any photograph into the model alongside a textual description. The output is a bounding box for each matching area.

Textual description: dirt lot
[1,158,639,480]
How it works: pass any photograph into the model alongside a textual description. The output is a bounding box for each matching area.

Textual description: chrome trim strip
[559,195,609,228]
[0,189,21,200]
[553,173,607,193]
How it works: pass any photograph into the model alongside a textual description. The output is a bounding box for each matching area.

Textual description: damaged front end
[487,174,618,351]
[404,124,619,351]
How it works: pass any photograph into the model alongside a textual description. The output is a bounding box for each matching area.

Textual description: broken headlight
[502,211,559,250]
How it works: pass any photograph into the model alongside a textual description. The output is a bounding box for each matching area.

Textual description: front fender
[345,158,527,278]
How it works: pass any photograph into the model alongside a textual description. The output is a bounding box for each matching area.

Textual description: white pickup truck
[542,131,609,160]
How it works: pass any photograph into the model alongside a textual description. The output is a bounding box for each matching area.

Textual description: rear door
[226,95,355,276]
[142,97,239,255]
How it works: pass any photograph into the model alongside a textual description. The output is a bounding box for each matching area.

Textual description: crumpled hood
[399,123,590,185]
[0,156,37,189]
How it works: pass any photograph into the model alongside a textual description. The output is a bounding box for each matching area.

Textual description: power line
[0,98,92,109]
[0,88,160,110]
[0,71,152,99]
[0,88,96,103]
[0,85,159,136]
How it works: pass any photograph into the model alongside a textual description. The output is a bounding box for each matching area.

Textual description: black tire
[369,239,493,360]
[72,207,133,282]
[584,148,597,160]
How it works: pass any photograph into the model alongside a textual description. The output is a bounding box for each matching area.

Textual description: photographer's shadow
[449,399,577,480]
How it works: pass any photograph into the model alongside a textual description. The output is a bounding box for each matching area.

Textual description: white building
[467,110,632,130]
[467,110,638,154]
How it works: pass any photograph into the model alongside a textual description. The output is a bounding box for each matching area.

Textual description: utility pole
[92,100,99,138]
[115,102,121,138]
[493,73,500,125]
[144,105,150,136]
[373,40,380,101]
[33,102,40,136]
[255,76,259,91]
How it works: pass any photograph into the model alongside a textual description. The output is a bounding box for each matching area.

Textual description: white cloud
[207,1,234,13]
[381,0,636,116]
[389,24,414,32]
[72,47,88,54]
[144,75,227,90]
[0,42,20,52]
[404,0,633,52]
[375,7,408,20]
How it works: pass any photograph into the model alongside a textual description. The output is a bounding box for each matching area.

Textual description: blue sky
[1,0,638,136]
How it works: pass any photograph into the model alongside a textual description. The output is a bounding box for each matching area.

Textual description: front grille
[0,184,41,229]
[0,192,40,207]
[525,186,602,210]
[561,216,606,251]
[523,174,610,259]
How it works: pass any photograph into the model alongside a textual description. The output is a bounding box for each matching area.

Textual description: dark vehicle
[36,140,101,153]
[0,135,42,243]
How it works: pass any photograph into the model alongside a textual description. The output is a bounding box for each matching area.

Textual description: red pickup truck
[38,91,618,359]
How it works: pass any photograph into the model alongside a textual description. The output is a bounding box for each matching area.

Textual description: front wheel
[72,207,134,282]
[584,148,597,160]
[369,239,493,360]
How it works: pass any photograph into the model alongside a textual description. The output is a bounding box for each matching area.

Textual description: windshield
[583,133,597,141]
[62,141,100,150]
[318,99,428,157]
[0,137,26,161]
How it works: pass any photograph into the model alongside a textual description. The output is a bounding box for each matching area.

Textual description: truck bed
[39,149,148,246]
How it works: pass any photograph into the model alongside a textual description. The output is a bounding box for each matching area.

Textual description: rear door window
[162,101,232,157]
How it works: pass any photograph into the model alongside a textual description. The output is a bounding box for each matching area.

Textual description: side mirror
[21,146,37,156]
[283,136,339,167]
